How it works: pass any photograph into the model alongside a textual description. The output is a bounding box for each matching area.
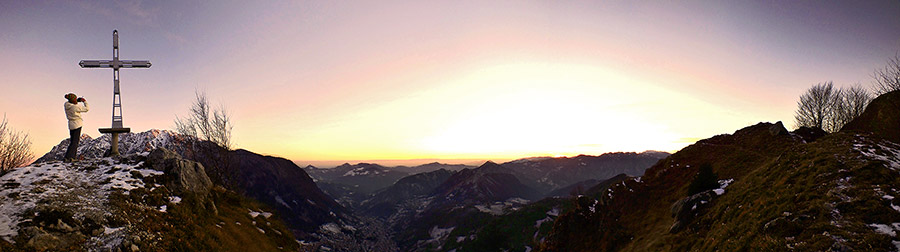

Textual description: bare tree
[174,91,233,150]
[795,82,873,133]
[833,84,872,130]
[174,91,235,185]
[873,54,900,95]
[0,115,33,172]
[795,82,840,131]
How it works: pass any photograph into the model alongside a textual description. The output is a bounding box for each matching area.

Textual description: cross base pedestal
[99,127,130,157]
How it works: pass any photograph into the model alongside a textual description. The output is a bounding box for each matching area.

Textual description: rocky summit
[0,148,298,251]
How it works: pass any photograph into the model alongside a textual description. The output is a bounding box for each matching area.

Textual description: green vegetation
[449,198,571,252]
[540,117,900,251]
[108,176,300,251]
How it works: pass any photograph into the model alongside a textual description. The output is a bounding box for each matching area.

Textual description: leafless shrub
[0,115,33,172]
[873,54,900,95]
[833,84,872,130]
[174,91,235,185]
[174,91,233,150]
[794,82,872,133]
[795,82,840,131]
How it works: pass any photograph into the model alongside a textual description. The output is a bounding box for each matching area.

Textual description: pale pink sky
[1,1,898,166]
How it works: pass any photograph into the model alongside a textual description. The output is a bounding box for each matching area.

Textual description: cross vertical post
[112,30,123,128]
[79,30,151,157]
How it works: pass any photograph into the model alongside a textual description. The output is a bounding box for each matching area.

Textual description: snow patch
[104,226,124,235]
[320,222,341,234]
[547,208,560,217]
[474,198,530,215]
[429,226,455,241]
[869,223,900,236]
[275,196,290,209]
[713,178,734,195]
[342,167,383,177]
[0,158,160,242]
[535,216,553,228]
[855,139,900,171]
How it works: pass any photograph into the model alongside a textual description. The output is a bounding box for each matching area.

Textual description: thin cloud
[77,0,160,27]
[162,30,186,45]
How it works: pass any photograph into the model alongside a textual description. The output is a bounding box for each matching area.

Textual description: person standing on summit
[64,93,89,162]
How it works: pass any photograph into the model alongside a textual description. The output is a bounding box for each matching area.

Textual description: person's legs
[64,127,81,161]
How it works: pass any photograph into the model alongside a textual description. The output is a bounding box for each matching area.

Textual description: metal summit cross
[79,30,151,156]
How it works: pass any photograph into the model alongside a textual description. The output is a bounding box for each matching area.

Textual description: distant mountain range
[305,151,668,210]
[349,152,668,251]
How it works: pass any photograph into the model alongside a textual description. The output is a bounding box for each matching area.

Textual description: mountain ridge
[540,91,900,251]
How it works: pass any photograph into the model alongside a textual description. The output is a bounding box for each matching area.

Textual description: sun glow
[413,62,687,158]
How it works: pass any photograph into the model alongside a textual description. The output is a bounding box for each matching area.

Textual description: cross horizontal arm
[79,60,151,68]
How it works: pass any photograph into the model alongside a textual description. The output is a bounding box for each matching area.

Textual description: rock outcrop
[146,148,212,200]
[792,126,827,143]
[841,90,900,143]
[1,151,299,251]
[35,129,192,163]
[669,191,715,233]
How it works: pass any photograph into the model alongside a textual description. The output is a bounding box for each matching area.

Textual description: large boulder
[146,148,212,199]
[669,190,715,233]
[792,126,827,143]
[841,90,900,143]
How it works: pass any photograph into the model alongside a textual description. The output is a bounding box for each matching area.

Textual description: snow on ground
[248,209,274,219]
[342,167,382,177]
[534,216,552,229]
[854,138,900,171]
[534,208,561,230]
[869,223,899,236]
[429,226,455,242]
[320,222,342,234]
[547,208,559,216]
[713,178,735,195]
[474,198,531,215]
[474,204,505,215]
[0,158,161,242]
[867,222,900,250]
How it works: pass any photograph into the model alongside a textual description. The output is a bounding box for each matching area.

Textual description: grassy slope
[0,163,301,252]
[110,179,301,252]
[542,122,900,251]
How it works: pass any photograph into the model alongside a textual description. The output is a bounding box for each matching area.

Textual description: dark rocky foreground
[0,148,298,251]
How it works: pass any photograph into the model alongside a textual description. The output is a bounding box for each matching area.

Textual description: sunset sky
[1,1,899,166]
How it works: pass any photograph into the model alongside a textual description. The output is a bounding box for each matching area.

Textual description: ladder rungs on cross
[78,30,151,157]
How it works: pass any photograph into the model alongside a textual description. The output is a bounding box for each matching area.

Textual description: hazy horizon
[295,149,669,168]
